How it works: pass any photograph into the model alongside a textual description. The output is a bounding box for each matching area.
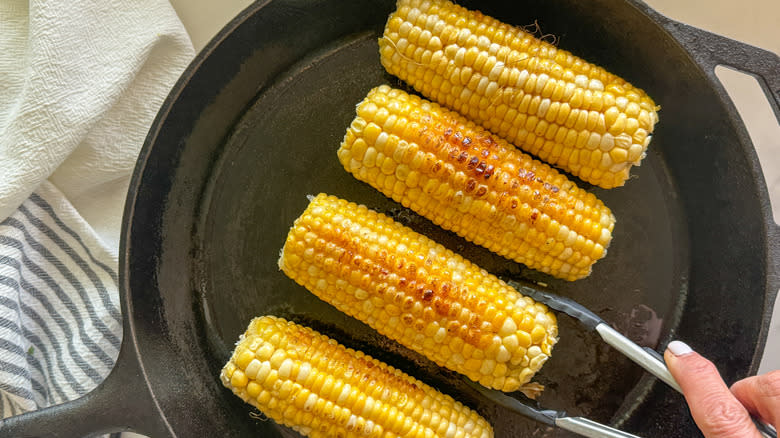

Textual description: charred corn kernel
[279,194,558,392]
[221,316,493,438]
[379,0,659,188]
[338,86,614,281]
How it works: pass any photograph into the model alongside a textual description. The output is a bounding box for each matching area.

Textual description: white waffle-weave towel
[0,0,194,425]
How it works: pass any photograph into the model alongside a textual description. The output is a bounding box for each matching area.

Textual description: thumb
[730,370,780,427]
[664,341,760,438]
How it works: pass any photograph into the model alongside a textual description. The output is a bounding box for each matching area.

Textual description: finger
[664,341,760,438]
[731,370,780,427]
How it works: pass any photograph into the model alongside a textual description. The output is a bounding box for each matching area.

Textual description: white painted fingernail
[667,340,693,356]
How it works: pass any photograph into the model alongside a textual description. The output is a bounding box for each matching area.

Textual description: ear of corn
[379,0,659,189]
[221,316,494,438]
[338,86,614,281]
[278,194,558,393]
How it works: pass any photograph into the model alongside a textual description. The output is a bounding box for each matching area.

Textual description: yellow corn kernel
[221,316,493,437]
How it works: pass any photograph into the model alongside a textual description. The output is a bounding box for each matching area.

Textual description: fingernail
[667,340,693,356]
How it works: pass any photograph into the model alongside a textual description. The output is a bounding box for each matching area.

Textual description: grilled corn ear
[379,0,659,188]
[279,194,558,393]
[221,316,493,438]
[338,86,614,281]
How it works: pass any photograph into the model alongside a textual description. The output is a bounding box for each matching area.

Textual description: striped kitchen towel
[0,182,121,415]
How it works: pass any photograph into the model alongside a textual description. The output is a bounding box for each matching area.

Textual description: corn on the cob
[379,0,660,189]
[338,86,614,281]
[221,316,494,438]
[278,194,558,393]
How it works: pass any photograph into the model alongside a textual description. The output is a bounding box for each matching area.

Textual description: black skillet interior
[114,0,779,437]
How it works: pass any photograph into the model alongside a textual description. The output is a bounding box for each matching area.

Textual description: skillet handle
[0,342,171,437]
[660,16,780,354]
[659,19,780,122]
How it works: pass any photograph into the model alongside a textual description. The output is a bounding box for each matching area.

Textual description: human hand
[664,340,779,437]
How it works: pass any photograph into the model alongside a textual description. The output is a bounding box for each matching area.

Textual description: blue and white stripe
[0,182,122,418]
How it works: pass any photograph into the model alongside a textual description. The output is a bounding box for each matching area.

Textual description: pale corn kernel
[588,78,604,91]
[530,354,548,370]
[527,346,543,358]
[245,359,262,379]
[479,359,497,376]
[434,327,447,343]
[296,362,311,384]
[498,318,517,337]
[495,346,511,363]
[502,334,519,352]
[585,132,601,150]
[599,133,615,152]
[628,143,644,162]
[633,128,648,145]
[616,96,629,110]
[337,384,351,405]
[279,358,293,379]
[613,133,631,149]
[256,361,272,384]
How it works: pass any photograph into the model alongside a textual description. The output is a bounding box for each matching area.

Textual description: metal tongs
[467,280,777,438]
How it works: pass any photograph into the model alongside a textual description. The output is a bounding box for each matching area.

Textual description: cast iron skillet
[2,0,779,436]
